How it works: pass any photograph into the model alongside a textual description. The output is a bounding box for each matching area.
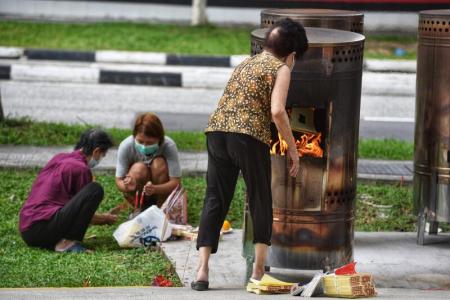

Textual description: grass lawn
[0,21,250,56]
[0,169,182,288]
[0,118,206,152]
[0,20,417,59]
[0,168,246,288]
[0,167,422,287]
[358,138,414,161]
[365,35,417,60]
[0,118,414,160]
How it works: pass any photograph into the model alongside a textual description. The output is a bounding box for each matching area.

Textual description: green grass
[365,34,417,60]
[0,118,414,160]
[359,139,413,160]
[0,169,180,288]
[2,166,446,287]
[0,20,251,56]
[0,168,245,288]
[0,20,417,59]
[183,176,246,227]
[356,182,415,231]
[0,118,206,152]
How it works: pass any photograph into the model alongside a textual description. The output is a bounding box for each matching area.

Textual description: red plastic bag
[152,275,173,287]
[335,261,357,275]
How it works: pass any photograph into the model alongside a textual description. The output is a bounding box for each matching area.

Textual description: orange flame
[271,133,288,155]
[296,133,323,158]
[270,132,323,158]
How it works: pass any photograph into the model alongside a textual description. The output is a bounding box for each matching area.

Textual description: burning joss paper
[270,132,323,158]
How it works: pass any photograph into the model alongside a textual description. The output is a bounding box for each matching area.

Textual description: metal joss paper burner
[414,10,450,245]
[243,13,365,275]
[260,8,364,34]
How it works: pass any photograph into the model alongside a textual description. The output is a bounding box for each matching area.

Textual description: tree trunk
[191,0,208,26]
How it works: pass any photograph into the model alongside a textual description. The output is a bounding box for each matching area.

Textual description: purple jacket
[19,150,92,232]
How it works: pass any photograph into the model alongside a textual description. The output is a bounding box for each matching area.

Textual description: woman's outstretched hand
[144,181,157,196]
[123,175,137,192]
[288,148,299,177]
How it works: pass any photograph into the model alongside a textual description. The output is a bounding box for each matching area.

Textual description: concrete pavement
[0,56,417,90]
[0,46,417,72]
[0,145,413,181]
[0,60,417,141]
[162,231,450,290]
[1,286,450,300]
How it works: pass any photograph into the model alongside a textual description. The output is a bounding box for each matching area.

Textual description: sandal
[57,242,89,253]
[191,280,209,291]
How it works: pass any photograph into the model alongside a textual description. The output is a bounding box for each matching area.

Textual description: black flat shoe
[191,280,209,291]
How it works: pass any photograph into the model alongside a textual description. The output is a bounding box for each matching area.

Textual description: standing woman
[192,18,308,290]
[19,129,116,253]
[114,112,181,211]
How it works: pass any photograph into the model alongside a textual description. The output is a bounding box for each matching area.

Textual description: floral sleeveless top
[205,52,285,145]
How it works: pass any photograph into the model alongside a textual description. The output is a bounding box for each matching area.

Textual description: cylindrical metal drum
[260,9,364,34]
[243,27,365,271]
[414,10,450,245]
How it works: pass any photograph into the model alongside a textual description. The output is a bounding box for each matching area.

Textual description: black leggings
[197,132,272,254]
[21,182,104,249]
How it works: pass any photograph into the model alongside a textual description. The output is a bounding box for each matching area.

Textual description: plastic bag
[113,205,172,248]
[161,185,188,225]
[335,261,357,275]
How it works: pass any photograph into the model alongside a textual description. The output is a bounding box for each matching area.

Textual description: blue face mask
[135,140,159,156]
[88,158,100,169]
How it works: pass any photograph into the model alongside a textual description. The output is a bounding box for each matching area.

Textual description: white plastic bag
[161,185,188,225]
[113,205,172,248]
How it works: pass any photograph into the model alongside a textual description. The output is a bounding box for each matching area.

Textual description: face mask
[135,140,159,156]
[88,158,100,169]
[290,56,295,72]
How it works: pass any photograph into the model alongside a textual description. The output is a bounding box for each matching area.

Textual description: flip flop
[58,242,89,253]
[191,280,209,291]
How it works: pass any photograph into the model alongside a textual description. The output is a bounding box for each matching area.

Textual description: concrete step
[163,230,450,290]
[0,145,412,181]
[0,57,416,92]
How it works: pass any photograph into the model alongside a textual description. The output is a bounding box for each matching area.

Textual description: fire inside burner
[270,107,324,158]
[270,132,323,157]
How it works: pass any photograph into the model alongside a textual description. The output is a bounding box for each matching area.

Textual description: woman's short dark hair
[264,18,309,59]
[74,129,114,155]
[133,112,165,146]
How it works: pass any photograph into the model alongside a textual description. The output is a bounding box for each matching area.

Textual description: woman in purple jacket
[19,129,115,253]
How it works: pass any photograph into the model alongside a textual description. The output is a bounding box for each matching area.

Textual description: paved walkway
[1,286,450,300]
[0,145,413,182]
[162,231,450,290]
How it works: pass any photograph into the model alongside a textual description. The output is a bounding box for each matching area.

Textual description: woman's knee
[128,162,150,184]
[150,157,168,177]
[86,182,104,202]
